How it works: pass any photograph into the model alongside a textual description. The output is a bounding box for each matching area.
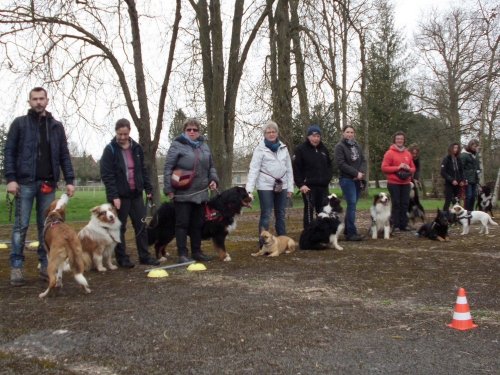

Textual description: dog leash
[6,192,14,222]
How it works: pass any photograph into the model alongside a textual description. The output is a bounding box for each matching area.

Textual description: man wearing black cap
[293,125,334,228]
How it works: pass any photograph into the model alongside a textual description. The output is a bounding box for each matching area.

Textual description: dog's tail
[488,217,499,226]
[67,242,86,275]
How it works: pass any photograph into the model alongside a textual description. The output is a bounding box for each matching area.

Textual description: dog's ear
[90,206,101,214]
[259,227,266,234]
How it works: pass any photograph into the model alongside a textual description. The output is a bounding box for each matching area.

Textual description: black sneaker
[117,259,135,268]
[139,257,160,266]
[346,234,363,241]
[400,226,413,232]
[192,252,213,262]
[177,255,193,264]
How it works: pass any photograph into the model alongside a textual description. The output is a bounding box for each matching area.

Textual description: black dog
[299,193,344,250]
[147,186,252,261]
[477,185,494,218]
[417,209,449,241]
[408,182,425,224]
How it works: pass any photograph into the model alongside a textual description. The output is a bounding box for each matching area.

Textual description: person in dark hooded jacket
[100,118,159,268]
[293,125,333,228]
[440,142,465,212]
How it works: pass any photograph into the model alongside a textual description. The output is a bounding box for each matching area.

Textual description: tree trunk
[290,0,309,136]
[274,0,293,149]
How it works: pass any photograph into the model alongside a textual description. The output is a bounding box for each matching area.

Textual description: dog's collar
[104,227,120,243]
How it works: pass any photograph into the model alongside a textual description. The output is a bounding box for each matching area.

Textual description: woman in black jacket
[440,142,465,212]
[100,118,159,268]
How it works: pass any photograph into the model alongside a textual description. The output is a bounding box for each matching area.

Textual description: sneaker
[10,268,25,287]
[139,257,160,266]
[39,266,49,281]
[192,252,213,262]
[345,234,363,241]
[177,255,193,264]
[117,258,135,268]
[400,226,413,232]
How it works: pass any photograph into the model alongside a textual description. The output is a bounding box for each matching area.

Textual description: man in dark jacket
[4,87,75,286]
[293,125,334,228]
[100,118,159,268]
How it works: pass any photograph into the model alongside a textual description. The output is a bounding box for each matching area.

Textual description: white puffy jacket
[245,140,294,193]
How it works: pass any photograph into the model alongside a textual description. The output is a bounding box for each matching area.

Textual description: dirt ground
[0,207,499,375]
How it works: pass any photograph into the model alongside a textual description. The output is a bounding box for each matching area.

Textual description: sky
[1,0,456,160]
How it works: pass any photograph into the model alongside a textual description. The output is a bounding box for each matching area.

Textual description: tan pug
[252,230,296,257]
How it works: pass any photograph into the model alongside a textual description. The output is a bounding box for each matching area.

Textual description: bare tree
[0,0,182,203]
[415,7,489,143]
[188,0,274,188]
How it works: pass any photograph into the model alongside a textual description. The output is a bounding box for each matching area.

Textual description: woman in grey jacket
[164,118,219,263]
[245,121,294,240]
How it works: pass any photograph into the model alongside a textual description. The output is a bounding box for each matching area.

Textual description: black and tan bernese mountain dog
[299,193,344,250]
[147,186,252,261]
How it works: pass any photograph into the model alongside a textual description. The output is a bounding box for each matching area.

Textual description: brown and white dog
[78,203,121,272]
[251,230,296,257]
[39,194,91,298]
[370,192,392,239]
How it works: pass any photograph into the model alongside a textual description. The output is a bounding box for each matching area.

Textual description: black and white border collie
[477,185,494,218]
[370,192,392,239]
[408,182,426,224]
[299,193,344,250]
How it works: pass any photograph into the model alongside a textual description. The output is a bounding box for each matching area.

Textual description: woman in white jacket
[246,121,294,240]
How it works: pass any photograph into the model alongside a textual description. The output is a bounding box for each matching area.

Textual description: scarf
[264,138,280,153]
[181,133,202,148]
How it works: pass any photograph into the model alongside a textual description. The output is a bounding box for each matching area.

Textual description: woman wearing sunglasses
[164,118,219,263]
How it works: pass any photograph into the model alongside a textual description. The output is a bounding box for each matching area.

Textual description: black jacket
[100,138,153,200]
[440,155,464,185]
[4,109,74,185]
[334,139,367,179]
[292,140,333,188]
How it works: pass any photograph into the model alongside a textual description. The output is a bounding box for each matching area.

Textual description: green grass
[0,185,449,225]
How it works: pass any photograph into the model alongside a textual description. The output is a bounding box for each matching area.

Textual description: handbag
[260,170,286,193]
[171,149,200,190]
[395,170,412,181]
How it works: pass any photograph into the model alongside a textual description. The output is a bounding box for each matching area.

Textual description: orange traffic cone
[447,287,478,330]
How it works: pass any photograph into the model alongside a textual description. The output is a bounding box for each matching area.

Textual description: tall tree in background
[0,0,182,204]
[168,109,188,144]
[189,0,273,188]
[270,0,293,149]
[415,7,488,144]
[362,0,410,183]
[0,124,7,183]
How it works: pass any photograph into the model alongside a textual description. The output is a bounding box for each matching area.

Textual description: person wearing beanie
[293,124,333,228]
[460,139,480,211]
[334,125,367,241]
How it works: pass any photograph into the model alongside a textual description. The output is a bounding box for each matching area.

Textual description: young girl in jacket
[245,121,294,242]
[381,131,416,232]
[441,142,465,212]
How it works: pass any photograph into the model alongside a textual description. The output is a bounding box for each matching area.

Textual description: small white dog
[451,204,498,235]
[370,192,392,239]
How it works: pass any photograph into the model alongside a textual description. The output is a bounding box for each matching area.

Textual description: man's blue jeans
[339,178,361,237]
[257,190,288,235]
[10,181,55,269]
